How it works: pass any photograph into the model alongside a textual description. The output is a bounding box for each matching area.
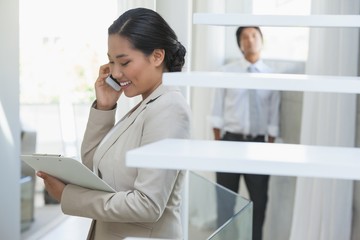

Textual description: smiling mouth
[120,81,131,87]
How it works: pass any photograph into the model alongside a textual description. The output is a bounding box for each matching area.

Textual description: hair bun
[168,42,186,72]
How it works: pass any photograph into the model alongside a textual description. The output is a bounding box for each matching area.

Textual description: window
[19,0,118,157]
[20,0,118,104]
[253,0,311,61]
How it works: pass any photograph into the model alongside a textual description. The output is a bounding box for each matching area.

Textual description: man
[211,26,280,240]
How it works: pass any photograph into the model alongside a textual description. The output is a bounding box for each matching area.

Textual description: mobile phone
[105,75,121,91]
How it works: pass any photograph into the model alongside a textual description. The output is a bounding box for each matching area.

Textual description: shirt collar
[245,59,265,72]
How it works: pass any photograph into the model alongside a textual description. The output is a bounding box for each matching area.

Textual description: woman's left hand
[37,171,66,203]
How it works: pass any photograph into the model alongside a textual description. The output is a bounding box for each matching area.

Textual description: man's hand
[268,136,276,143]
[213,128,221,140]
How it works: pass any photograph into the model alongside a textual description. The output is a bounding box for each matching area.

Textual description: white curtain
[289,0,359,240]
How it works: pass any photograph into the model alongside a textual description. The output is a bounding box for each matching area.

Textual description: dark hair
[108,8,186,72]
[235,26,263,48]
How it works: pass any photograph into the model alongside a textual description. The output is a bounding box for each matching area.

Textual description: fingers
[96,64,110,84]
[36,171,46,179]
[37,172,65,202]
[99,63,110,78]
[36,172,59,184]
[99,63,110,73]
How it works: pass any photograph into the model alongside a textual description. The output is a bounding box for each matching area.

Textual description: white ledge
[126,139,360,180]
[193,14,360,28]
[163,72,360,93]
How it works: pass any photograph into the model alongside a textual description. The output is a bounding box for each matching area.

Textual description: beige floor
[21,204,90,240]
[36,215,91,240]
[22,214,212,240]
[22,206,213,240]
[21,181,91,240]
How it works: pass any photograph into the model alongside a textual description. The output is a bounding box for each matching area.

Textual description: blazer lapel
[93,101,146,163]
[92,85,170,165]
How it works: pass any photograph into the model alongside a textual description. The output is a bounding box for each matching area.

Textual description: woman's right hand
[94,63,122,110]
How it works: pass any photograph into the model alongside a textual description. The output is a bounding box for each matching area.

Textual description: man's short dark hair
[235,26,263,48]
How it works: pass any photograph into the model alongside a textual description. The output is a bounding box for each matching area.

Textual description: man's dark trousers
[216,132,269,240]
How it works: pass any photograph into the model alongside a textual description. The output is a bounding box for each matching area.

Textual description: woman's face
[107,34,163,99]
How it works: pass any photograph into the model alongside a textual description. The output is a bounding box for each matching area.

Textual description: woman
[37,8,191,239]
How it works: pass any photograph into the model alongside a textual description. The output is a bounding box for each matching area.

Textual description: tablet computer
[21,154,115,193]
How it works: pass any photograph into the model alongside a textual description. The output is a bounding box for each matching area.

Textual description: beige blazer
[61,85,191,239]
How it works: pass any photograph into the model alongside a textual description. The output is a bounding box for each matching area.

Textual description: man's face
[239,28,263,56]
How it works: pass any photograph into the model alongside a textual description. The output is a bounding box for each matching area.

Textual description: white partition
[125,9,360,240]
[138,12,360,181]
[127,139,360,180]
[163,72,360,93]
[193,13,360,28]
[0,1,21,239]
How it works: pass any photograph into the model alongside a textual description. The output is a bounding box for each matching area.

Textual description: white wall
[156,0,192,71]
[156,0,192,100]
[0,0,21,239]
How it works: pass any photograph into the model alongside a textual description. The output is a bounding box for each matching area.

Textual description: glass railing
[20,176,35,232]
[188,171,252,240]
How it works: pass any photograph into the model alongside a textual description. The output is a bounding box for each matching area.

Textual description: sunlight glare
[0,100,14,146]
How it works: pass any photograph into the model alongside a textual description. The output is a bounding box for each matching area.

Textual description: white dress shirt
[210,58,280,137]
